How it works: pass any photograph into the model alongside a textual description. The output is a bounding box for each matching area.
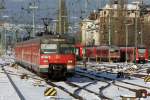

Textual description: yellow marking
[144,76,150,82]
[50,90,57,96]
[147,77,150,82]
[45,88,54,96]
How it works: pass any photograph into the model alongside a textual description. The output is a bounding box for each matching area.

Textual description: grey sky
[1,0,150,25]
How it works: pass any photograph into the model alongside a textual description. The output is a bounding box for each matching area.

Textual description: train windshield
[138,48,145,53]
[59,44,74,54]
[41,44,57,54]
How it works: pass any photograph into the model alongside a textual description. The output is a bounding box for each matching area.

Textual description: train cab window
[138,49,145,54]
[59,44,74,54]
[41,44,57,54]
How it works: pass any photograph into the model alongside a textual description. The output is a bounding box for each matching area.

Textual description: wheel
[48,66,53,79]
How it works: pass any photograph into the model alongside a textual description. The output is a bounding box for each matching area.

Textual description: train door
[75,47,83,60]
[120,51,126,62]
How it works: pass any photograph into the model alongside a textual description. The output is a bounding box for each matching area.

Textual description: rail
[1,64,25,100]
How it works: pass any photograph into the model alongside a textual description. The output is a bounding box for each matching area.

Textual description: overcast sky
[1,0,150,25]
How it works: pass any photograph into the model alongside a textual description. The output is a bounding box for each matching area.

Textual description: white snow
[1,54,150,100]
[0,66,20,100]
[103,85,135,100]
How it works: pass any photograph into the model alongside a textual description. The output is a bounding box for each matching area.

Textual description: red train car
[135,47,148,63]
[75,45,120,62]
[75,43,84,60]
[15,35,76,79]
[75,45,148,63]
[120,47,148,63]
[120,47,135,62]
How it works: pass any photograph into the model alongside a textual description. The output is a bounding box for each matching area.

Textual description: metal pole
[29,1,38,38]
[140,20,143,45]
[135,5,138,47]
[141,31,143,45]
[125,24,128,63]
[32,7,35,37]
[59,0,62,33]
[3,27,6,54]
[108,9,111,62]
[85,0,87,45]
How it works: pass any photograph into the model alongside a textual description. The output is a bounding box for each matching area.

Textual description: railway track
[1,64,25,100]
[77,66,150,90]
[65,80,110,100]
[46,80,83,100]
[75,72,136,99]
[5,61,150,99]
[2,63,83,100]
[13,64,84,99]
[76,69,150,98]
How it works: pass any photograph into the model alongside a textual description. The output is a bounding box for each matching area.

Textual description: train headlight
[68,60,73,64]
[41,55,49,59]
[43,60,48,63]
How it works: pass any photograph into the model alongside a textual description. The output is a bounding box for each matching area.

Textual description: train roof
[15,35,75,45]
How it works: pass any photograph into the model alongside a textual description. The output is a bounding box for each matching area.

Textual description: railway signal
[44,87,57,96]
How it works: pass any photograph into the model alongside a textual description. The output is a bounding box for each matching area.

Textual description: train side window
[138,49,145,53]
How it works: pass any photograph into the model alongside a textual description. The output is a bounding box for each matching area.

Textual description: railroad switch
[20,74,28,79]
[44,87,57,96]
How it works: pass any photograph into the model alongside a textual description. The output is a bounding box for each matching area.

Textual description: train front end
[136,47,148,63]
[39,38,75,79]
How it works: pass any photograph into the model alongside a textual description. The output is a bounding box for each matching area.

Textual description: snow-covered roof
[103,3,140,10]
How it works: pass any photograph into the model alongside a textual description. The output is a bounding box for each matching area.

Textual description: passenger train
[15,35,76,79]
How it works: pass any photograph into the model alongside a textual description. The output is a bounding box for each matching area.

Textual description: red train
[15,35,76,79]
[75,45,148,63]
[135,47,148,63]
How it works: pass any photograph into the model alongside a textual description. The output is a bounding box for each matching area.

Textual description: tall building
[80,1,144,47]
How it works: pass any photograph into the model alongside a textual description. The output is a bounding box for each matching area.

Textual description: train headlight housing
[43,59,48,63]
[41,55,49,59]
[68,60,73,64]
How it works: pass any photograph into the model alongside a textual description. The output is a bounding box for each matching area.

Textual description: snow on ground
[67,75,108,94]
[85,81,108,94]
[4,65,74,100]
[123,77,150,88]
[77,62,150,99]
[77,89,100,100]
[55,82,78,93]
[1,54,150,100]
[55,81,101,100]
[0,56,74,100]
[0,66,20,100]
[68,75,95,87]
[103,85,135,100]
